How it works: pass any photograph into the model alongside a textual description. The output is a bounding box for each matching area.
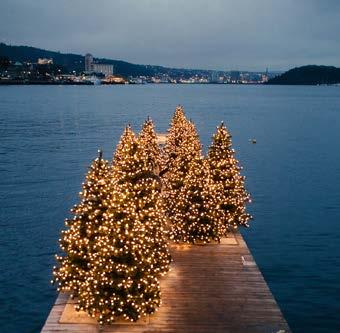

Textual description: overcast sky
[0,0,339,71]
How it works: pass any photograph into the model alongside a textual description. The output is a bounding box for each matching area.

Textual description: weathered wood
[41,233,291,333]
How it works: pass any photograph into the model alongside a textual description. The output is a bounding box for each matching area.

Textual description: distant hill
[267,65,340,85]
[0,43,211,77]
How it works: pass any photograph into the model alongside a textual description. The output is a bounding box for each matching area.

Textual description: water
[0,85,339,333]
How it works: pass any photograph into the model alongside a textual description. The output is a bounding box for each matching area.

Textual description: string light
[53,126,171,324]
[207,122,252,230]
[139,117,162,175]
[53,151,111,298]
[162,106,202,223]
[52,106,251,324]
[170,155,224,243]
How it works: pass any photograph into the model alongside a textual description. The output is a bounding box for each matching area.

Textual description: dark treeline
[267,65,340,85]
[0,43,212,78]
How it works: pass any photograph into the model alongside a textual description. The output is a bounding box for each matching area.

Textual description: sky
[0,0,339,71]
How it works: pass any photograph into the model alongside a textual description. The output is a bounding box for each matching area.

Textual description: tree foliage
[171,156,224,243]
[207,123,251,230]
[53,151,111,296]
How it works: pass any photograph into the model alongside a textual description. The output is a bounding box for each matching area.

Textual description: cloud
[0,0,339,71]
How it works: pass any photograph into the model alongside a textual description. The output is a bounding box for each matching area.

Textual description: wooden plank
[41,233,291,333]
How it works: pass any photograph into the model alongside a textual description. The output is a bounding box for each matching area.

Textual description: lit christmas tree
[53,150,111,297]
[186,119,202,155]
[162,105,188,166]
[171,156,223,243]
[139,117,162,174]
[162,106,202,215]
[76,129,171,324]
[207,123,251,230]
[111,128,171,277]
[112,125,135,165]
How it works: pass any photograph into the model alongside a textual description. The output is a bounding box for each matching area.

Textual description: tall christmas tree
[162,106,202,215]
[139,117,162,174]
[207,123,251,230]
[53,150,111,297]
[171,155,223,243]
[111,128,171,277]
[76,129,171,324]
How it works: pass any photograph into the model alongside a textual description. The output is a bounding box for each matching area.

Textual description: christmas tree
[207,123,251,230]
[112,125,135,165]
[186,119,202,155]
[76,129,171,324]
[111,128,171,277]
[170,155,223,243]
[162,105,188,166]
[53,150,111,297]
[139,117,162,174]
[162,106,201,169]
[162,106,202,215]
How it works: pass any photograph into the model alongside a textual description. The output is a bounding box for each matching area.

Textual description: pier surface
[41,233,290,333]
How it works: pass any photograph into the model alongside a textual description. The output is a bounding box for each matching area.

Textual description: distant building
[102,75,126,84]
[261,74,269,83]
[92,63,114,77]
[230,71,240,83]
[84,53,113,77]
[37,58,53,65]
[211,71,222,83]
[84,53,93,72]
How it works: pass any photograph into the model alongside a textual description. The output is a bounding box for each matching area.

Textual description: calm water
[0,85,339,333]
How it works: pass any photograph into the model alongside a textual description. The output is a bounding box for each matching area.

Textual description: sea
[0,84,339,333]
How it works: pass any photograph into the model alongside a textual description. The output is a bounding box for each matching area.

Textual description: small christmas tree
[162,105,188,165]
[186,119,202,155]
[76,129,171,324]
[111,125,137,188]
[112,125,135,165]
[207,123,251,230]
[171,156,223,243]
[139,117,162,174]
[53,150,111,297]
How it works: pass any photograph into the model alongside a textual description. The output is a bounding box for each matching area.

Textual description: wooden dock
[41,233,290,333]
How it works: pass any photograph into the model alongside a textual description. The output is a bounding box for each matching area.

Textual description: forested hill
[0,43,210,77]
[267,65,340,85]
